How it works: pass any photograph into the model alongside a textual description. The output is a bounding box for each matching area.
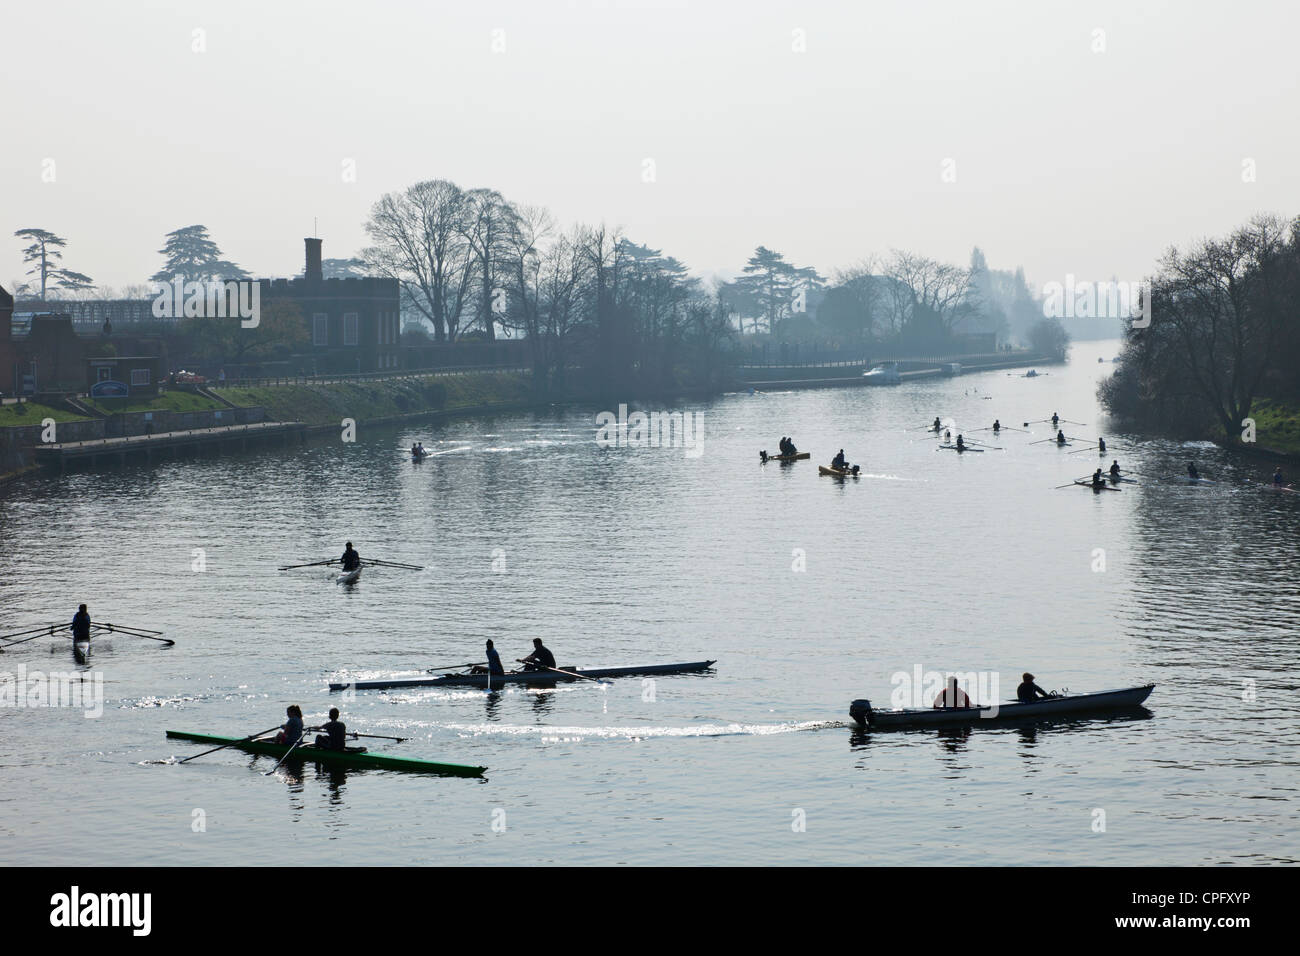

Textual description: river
[2,339,1296,865]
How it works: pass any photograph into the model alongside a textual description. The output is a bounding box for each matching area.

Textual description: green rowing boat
[166,730,485,777]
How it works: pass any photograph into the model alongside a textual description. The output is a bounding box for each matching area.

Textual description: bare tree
[462,188,518,341]
[362,180,477,342]
[883,250,980,338]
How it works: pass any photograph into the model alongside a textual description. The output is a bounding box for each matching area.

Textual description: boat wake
[429,718,845,739]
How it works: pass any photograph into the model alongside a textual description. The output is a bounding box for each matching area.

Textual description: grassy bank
[1249,398,1300,455]
[0,402,92,426]
[82,391,229,416]
[219,371,536,427]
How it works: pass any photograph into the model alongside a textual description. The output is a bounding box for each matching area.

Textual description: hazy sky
[2,0,1296,294]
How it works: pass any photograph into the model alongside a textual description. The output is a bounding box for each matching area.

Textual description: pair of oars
[0,621,171,650]
[278,558,424,571]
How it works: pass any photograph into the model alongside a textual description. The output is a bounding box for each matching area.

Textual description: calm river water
[2,340,1296,865]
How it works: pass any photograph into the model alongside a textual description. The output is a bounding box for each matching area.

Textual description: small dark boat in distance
[330,659,717,692]
[849,684,1155,729]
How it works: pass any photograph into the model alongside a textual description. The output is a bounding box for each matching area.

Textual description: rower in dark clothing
[1091,468,1106,489]
[785,437,798,454]
[1187,461,1199,480]
[1273,467,1287,488]
[1109,460,1122,480]
[313,707,347,750]
[275,705,305,745]
[70,604,91,643]
[340,542,360,572]
[1098,437,1107,454]
[992,420,1001,433]
[471,639,506,676]
[955,434,966,451]
[1056,429,1067,445]
[1051,413,1060,427]
[521,638,556,672]
[831,449,847,470]
[932,417,942,432]
[1017,673,1051,703]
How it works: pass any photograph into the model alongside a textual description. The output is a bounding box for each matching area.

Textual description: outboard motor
[849,698,872,727]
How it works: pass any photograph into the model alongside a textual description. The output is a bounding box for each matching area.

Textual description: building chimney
[305,237,323,283]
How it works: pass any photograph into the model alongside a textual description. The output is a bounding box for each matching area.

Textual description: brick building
[261,239,401,374]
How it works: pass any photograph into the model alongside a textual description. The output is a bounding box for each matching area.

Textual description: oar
[0,624,60,648]
[265,734,308,774]
[178,725,281,764]
[347,732,408,742]
[279,559,338,571]
[364,559,424,571]
[1061,419,1087,426]
[426,661,485,673]
[1029,438,1058,445]
[516,661,613,685]
[92,622,174,645]
[1068,444,1100,454]
[963,439,1002,449]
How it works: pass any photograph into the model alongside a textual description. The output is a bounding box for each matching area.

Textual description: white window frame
[343,312,359,347]
[313,313,329,346]
[130,368,150,386]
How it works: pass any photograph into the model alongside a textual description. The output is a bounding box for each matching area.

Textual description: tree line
[1099,214,1300,441]
[13,192,1071,390]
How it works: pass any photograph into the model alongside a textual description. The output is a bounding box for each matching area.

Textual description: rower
[831,449,847,470]
[1051,412,1060,427]
[1091,468,1105,489]
[313,707,347,751]
[71,603,91,645]
[1017,673,1050,703]
[932,677,973,709]
[1056,429,1067,445]
[1109,460,1122,480]
[943,429,951,442]
[992,419,1001,433]
[786,437,798,454]
[932,417,942,432]
[521,638,557,672]
[471,639,506,676]
[340,541,360,572]
[417,442,426,456]
[955,434,966,451]
[1273,467,1287,488]
[275,705,305,746]
[1187,461,1199,480]
[1098,437,1107,454]
[411,443,419,457]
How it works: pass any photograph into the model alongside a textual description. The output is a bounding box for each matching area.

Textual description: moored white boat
[849,684,1155,729]
[862,363,901,385]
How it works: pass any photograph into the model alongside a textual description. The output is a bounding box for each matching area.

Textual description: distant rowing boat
[1262,483,1298,494]
[761,451,810,462]
[818,465,860,478]
[329,659,717,692]
[849,684,1155,729]
[1075,480,1121,492]
[165,730,485,776]
[938,445,983,453]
